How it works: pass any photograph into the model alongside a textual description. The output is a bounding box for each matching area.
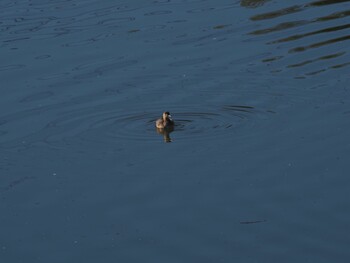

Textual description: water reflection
[289,35,350,53]
[287,52,346,68]
[247,0,350,76]
[268,23,350,44]
[240,0,270,8]
[250,0,350,21]
[156,126,174,143]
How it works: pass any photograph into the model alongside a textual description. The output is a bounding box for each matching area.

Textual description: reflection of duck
[156,126,174,142]
[155,112,174,129]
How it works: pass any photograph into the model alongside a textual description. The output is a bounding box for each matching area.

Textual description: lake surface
[1,0,350,262]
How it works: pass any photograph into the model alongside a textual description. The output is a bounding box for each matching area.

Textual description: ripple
[187,7,216,14]
[0,103,266,147]
[246,0,350,78]
[241,0,270,9]
[144,10,173,16]
[97,17,135,26]
[288,35,350,53]
[67,103,270,144]
[268,23,350,44]
[287,52,346,68]
[0,64,26,71]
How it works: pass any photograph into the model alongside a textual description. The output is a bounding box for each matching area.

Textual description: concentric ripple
[0,97,273,147]
[41,104,266,144]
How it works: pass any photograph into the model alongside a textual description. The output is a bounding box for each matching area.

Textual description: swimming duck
[155,111,174,129]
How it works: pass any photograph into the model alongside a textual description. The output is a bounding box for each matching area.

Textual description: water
[1,0,350,262]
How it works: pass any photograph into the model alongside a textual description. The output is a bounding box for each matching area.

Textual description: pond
[1,0,350,262]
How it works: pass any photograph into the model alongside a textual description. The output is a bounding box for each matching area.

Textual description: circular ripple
[0,96,273,148]
[42,104,262,144]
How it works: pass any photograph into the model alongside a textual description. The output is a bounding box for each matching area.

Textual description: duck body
[155,111,174,129]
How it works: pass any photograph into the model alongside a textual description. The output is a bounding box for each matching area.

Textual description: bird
[155,111,174,129]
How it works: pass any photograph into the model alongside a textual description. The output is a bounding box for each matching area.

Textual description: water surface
[1,0,350,262]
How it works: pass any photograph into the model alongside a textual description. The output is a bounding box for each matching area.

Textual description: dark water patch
[34,54,51,60]
[222,105,255,112]
[331,61,350,68]
[316,9,350,22]
[305,68,327,75]
[3,37,31,43]
[240,0,271,9]
[308,0,350,7]
[250,0,350,21]
[300,58,350,75]
[153,0,171,3]
[250,20,309,35]
[250,10,350,38]
[167,19,187,24]
[288,35,350,53]
[262,55,283,62]
[251,5,304,21]
[1,176,35,193]
[97,17,135,26]
[213,24,231,29]
[144,10,173,16]
[287,52,346,68]
[240,219,267,224]
[269,23,350,44]
[187,7,216,14]
[128,29,140,33]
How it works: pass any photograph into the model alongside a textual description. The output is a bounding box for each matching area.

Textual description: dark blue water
[1,0,350,262]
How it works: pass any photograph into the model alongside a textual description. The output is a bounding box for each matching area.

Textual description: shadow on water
[246,0,350,77]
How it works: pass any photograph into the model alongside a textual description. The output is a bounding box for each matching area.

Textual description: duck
[155,111,174,129]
